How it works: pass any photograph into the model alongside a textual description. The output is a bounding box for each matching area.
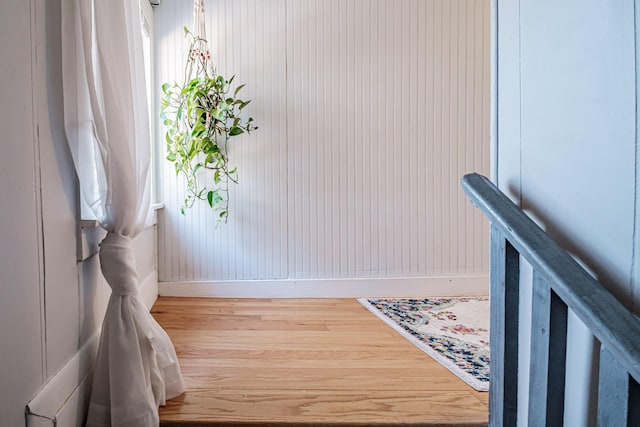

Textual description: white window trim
[139,0,159,205]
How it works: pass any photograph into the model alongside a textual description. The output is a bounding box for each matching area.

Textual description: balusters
[490,224,520,427]
[528,271,568,427]
[597,347,640,426]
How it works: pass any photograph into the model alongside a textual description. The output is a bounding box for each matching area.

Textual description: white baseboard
[159,276,489,298]
[26,332,99,425]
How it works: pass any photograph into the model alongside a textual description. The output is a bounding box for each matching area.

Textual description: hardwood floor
[152,297,488,426]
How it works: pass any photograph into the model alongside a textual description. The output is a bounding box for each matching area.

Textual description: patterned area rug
[358,297,490,391]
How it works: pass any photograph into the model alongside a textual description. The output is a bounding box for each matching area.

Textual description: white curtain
[61,0,185,425]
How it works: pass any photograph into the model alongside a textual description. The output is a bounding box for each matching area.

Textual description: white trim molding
[159,276,489,298]
[26,332,99,426]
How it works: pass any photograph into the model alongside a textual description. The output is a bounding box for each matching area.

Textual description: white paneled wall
[155,0,490,285]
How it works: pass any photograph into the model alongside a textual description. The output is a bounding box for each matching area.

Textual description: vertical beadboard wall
[155,0,490,285]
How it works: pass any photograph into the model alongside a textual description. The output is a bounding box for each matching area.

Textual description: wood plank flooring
[152,297,488,426]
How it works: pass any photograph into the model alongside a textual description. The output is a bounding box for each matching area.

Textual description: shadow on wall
[508,182,632,309]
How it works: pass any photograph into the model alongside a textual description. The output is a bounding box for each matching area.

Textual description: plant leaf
[211,108,223,120]
[234,84,246,96]
[229,126,244,136]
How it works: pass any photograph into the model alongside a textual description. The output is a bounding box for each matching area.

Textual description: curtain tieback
[99,232,139,296]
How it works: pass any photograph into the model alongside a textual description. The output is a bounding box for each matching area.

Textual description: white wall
[156,0,491,289]
[0,1,46,425]
[0,0,160,425]
[495,0,640,425]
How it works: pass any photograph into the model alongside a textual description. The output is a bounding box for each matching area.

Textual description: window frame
[139,0,159,205]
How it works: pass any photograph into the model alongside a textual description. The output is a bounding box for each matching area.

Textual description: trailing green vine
[160,27,257,221]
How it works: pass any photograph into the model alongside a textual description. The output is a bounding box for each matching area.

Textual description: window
[74,0,159,224]
[139,0,158,204]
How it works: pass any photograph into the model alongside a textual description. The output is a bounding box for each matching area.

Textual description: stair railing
[462,173,640,426]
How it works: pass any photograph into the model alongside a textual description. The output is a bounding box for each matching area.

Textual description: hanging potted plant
[160,27,257,221]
